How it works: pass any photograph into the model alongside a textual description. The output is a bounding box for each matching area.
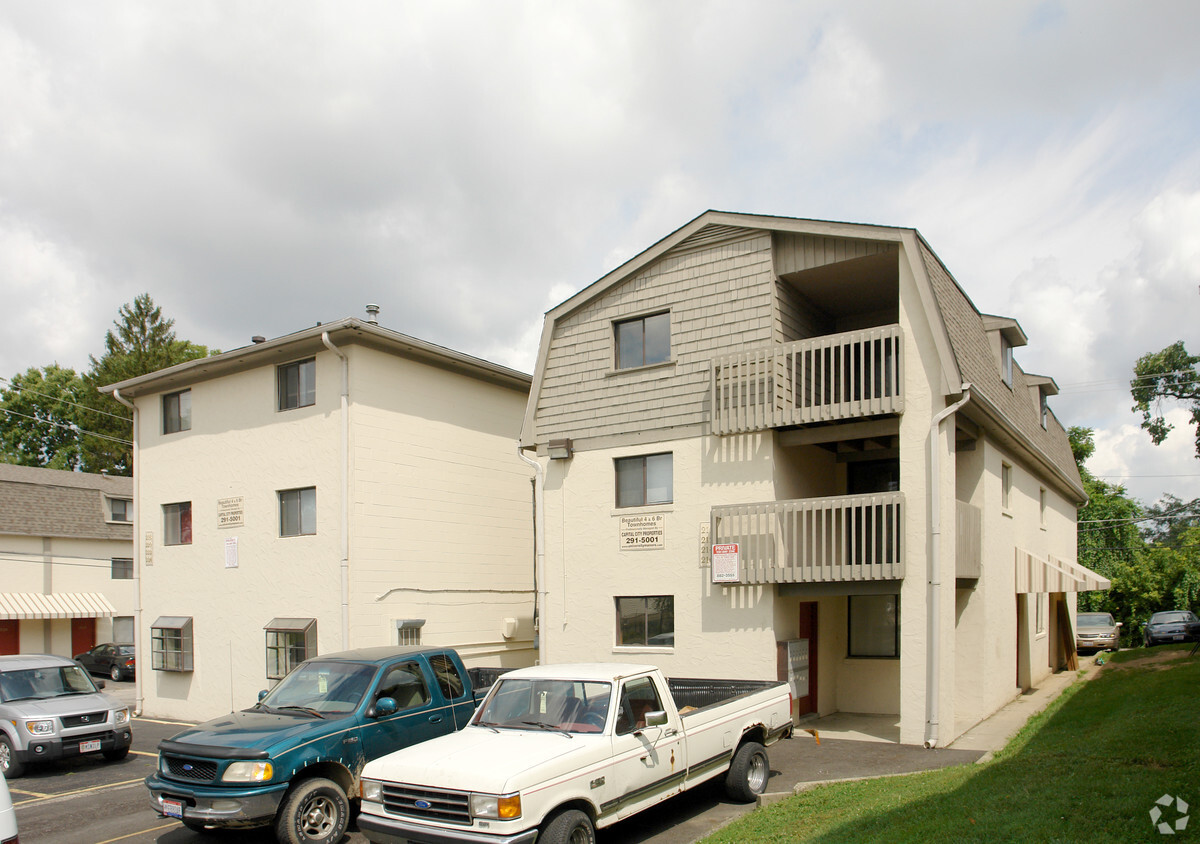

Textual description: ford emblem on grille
[183,764,194,771]
[415,800,432,809]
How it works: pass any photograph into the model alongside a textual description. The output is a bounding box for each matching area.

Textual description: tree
[1130,340,1200,458]
[0,365,89,470]
[1139,493,1200,547]
[77,294,210,474]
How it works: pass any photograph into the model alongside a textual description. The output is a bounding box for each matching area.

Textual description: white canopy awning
[0,592,117,619]
[1015,550,1111,594]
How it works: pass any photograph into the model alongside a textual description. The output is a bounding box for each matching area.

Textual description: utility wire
[0,375,131,422]
[0,407,132,446]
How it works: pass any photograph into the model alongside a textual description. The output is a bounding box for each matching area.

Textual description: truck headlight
[113,708,130,725]
[361,779,383,802]
[222,761,274,783]
[471,793,521,820]
[25,719,54,735]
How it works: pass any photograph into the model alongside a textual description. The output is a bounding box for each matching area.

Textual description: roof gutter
[321,332,351,650]
[926,382,971,750]
[111,388,143,718]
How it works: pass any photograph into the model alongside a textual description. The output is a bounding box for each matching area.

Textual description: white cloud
[1091,409,1200,506]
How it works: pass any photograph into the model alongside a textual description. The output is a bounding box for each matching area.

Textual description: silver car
[1075,612,1121,652]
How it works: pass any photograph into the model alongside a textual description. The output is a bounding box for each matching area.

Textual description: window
[163,389,192,434]
[616,675,664,735]
[279,487,316,536]
[396,619,424,646]
[264,618,317,680]
[1001,463,1012,512]
[429,653,466,700]
[163,502,192,546]
[1035,594,1047,635]
[1039,487,1047,527]
[615,596,674,647]
[278,358,316,410]
[376,661,432,710]
[848,594,899,658]
[108,498,131,522]
[1039,392,1049,429]
[1000,336,1013,387]
[111,557,133,580]
[615,312,670,369]
[151,616,194,671]
[615,453,672,508]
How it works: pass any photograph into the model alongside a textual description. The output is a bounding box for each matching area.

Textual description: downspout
[925,382,971,749]
[112,389,142,717]
[515,446,546,664]
[321,332,350,650]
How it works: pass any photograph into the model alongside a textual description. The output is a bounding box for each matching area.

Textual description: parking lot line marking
[9,787,50,799]
[134,717,197,726]
[130,749,157,758]
[95,821,180,843]
[13,777,146,805]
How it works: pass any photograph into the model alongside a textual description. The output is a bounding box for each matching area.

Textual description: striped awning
[1015,550,1111,594]
[0,592,117,619]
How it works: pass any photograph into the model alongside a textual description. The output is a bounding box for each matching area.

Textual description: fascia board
[902,230,963,398]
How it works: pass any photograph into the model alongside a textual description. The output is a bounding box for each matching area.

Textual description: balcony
[711,492,905,584]
[710,325,904,436]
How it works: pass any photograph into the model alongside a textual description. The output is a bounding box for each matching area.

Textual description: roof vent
[365,304,380,325]
[251,335,266,344]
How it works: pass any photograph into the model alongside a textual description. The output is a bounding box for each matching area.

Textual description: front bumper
[17,728,132,764]
[357,813,539,844]
[145,772,288,825]
[1075,636,1118,650]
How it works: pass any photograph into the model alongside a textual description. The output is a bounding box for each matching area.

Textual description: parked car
[1075,612,1121,652]
[0,653,133,779]
[74,643,136,681]
[145,646,504,844]
[1143,610,1200,647]
[0,770,17,844]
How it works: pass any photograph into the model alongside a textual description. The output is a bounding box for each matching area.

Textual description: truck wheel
[0,734,24,779]
[275,777,349,844]
[540,809,596,844]
[724,741,769,802]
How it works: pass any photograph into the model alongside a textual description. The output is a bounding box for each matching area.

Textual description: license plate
[80,739,102,753]
[162,798,184,819]
[1171,634,1184,641]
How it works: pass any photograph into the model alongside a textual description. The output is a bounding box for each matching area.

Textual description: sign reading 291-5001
[619,514,664,549]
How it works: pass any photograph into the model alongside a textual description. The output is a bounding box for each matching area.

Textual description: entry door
[71,618,95,656]
[605,676,686,821]
[0,620,18,654]
[779,603,818,718]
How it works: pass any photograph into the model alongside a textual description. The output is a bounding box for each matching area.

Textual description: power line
[0,407,132,446]
[0,375,131,422]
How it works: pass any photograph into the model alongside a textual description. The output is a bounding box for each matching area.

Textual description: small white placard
[224,536,239,568]
[144,531,154,566]
[619,514,664,550]
[711,543,740,583]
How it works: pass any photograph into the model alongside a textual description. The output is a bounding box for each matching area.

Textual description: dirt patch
[1103,650,1195,672]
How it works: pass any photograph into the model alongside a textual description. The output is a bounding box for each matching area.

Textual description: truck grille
[61,711,107,729]
[380,783,471,825]
[163,755,219,782]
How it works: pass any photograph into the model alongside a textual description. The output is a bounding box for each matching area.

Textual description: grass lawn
[701,645,1200,843]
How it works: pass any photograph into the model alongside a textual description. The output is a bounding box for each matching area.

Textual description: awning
[1015,550,1111,593]
[0,592,117,620]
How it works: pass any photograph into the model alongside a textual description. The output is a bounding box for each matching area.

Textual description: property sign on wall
[619,514,664,550]
[217,496,245,529]
[144,531,154,566]
[711,543,740,583]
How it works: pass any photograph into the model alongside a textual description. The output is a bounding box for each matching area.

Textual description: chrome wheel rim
[747,752,769,792]
[299,794,336,839]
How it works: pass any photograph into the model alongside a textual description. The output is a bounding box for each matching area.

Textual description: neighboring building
[0,464,135,655]
[519,211,1106,747]
[104,315,535,721]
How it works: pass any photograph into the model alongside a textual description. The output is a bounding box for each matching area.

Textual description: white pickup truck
[357,662,793,844]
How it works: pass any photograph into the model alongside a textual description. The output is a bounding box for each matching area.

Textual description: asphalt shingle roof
[0,464,133,540]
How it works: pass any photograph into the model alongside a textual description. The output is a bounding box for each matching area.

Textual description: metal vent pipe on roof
[365,304,380,324]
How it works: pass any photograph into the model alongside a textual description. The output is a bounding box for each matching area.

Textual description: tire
[0,733,24,779]
[540,809,596,844]
[104,746,130,762]
[111,665,123,682]
[724,741,769,802]
[274,777,350,844]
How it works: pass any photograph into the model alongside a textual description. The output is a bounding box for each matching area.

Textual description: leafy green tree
[1130,340,1200,457]
[77,293,209,474]
[1139,493,1200,547]
[0,365,89,469]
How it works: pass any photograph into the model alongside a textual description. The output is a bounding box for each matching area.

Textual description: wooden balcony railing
[711,492,905,584]
[710,325,904,435]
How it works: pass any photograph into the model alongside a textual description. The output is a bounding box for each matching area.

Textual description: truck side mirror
[642,710,668,728]
[258,689,269,701]
[374,697,398,718]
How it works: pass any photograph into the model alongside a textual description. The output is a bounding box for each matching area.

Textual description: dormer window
[1040,392,1048,428]
[615,312,670,370]
[1000,335,1013,387]
[982,316,1027,391]
[109,497,132,523]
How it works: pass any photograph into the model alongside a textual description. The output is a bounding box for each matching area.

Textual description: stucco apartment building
[0,464,135,655]
[104,315,536,721]
[519,211,1107,747]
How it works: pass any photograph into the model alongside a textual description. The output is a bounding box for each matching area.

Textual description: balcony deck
[711,492,905,584]
[711,325,903,435]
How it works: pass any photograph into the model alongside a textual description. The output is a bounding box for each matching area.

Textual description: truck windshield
[475,679,611,734]
[259,661,375,717]
[0,665,98,702]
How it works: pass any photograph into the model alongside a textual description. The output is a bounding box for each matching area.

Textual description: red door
[71,618,96,657]
[0,619,18,654]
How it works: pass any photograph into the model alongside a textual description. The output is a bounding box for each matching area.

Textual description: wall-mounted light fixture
[547,438,573,460]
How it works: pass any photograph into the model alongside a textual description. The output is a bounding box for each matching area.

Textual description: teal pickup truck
[145,646,501,844]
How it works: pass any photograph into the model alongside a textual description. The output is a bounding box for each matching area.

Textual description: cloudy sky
[2,1,1198,505]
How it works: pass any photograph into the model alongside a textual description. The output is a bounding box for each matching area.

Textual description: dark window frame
[277,358,316,411]
[264,618,317,680]
[847,594,900,658]
[163,389,192,434]
[279,487,317,537]
[111,557,133,580]
[614,453,673,508]
[151,616,194,671]
[614,311,671,370]
[163,501,192,546]
[615,596,675,648]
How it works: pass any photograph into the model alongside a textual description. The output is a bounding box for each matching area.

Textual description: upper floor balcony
[710,325,904,436]
[711,492,905,585]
